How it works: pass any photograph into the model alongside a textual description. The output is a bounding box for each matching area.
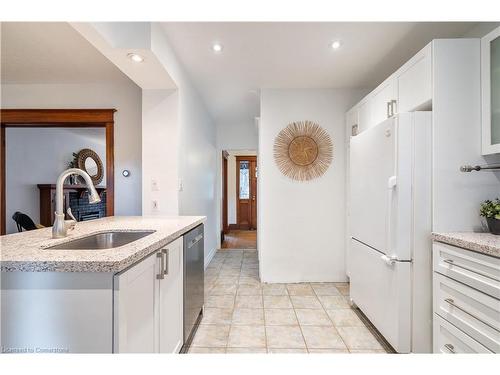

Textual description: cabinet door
[481,26,500,155]
[158,237,184,353]
[398,50,432,112]
[345,107,358,276]
[114,252,159,353]
[357,100,371,133]
[370,80,398,127]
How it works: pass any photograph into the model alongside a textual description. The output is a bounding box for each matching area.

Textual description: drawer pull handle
[444,298,500,332]
[156,251,165,279]
[162,248,169,276]
[444,343,455,353]
[442,259,500,282]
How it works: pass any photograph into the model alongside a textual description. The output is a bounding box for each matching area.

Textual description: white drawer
[433,242,500,299]
[434,314,492,353]
[434,273,500,352]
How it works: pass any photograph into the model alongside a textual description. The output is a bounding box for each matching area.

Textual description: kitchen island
[1,216,206,353]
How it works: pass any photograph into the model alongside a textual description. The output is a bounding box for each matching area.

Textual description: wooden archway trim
[0,109,116,235]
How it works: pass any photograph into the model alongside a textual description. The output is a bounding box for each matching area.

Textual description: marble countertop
[432,232,500,258]
[0,216,205,272]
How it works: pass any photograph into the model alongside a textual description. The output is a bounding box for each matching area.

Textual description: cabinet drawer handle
[387,102,392,118]
[156,251,165,280]
[443,259,499,282]
[444,298,499,332]
[444,343,455,353]
[162,248,169,276]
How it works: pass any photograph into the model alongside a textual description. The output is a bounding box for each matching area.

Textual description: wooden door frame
[235,155,257,230]
[221,150,229,241]
[1,109,116,235]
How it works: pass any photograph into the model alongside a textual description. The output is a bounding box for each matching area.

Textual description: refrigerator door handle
[381,254,397,266]
[386,175,397,256]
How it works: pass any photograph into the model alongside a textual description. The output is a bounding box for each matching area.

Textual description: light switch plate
[151,178,160,191]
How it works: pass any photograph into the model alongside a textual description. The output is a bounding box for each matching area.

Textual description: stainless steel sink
[46,230,156,250]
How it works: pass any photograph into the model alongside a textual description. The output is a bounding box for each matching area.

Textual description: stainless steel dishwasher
[181,224,204,351]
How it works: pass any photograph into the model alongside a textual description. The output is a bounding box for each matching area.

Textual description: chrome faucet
[52,168,101,239]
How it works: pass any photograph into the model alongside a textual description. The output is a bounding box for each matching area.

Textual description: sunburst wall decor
[273,120,333,181]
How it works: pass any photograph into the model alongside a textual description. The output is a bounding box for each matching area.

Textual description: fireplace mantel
[37,184,107,226]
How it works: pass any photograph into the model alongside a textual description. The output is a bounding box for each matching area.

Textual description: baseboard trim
[204,247,217,269]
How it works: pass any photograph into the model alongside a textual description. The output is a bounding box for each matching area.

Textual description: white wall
[142,89,179,215]
[1,82,143,217]
[150,24,218,265]
[217,120,258,151]
[5,128,106,234]
[259,88,367,283]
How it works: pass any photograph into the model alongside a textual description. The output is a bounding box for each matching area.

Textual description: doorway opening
[0,109,115,235]
[221,150,257,249]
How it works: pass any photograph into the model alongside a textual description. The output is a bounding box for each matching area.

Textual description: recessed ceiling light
[212,43,223,53]
[127,53,144,63]
[330,40,341,50]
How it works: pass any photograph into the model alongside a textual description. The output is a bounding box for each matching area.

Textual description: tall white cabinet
[114,237,184,353]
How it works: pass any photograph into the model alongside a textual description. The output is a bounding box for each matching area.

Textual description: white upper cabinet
[481,26,500,155]
[347,43,432,134]
[357,100,371,133]
[371,79,398,126]
[398,46,432,112]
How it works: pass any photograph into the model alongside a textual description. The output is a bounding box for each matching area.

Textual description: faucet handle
[67,207,78,222]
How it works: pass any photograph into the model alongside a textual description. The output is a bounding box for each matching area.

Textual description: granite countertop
[432,232,500,258]
[0,216,205,273]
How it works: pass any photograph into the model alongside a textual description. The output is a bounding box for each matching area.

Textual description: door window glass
[239,161,250,199]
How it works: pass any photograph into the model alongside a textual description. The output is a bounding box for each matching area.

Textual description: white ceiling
[1,22,133,84]
[161,22,478,124]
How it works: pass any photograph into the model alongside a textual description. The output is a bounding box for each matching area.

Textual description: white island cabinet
[114,237,183,353]
[1,216,206,354]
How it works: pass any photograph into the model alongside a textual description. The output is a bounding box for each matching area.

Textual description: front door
[236,156,257,230]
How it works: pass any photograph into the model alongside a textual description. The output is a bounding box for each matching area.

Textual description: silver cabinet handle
[391,99,397,116]
[156,251,165,279]
[162,248,169,276]
[444,344,455,353]
[387,101,392,118]
[443,259,499,282]
[444,298,499,332]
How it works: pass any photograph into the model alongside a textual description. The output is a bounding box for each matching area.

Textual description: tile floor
[188,249,389,354]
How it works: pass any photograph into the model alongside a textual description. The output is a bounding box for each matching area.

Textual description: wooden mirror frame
[76,148,104,185]
[0,109,116,235]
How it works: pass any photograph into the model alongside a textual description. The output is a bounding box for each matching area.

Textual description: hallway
[188,249,389,353]
[221,230,257,249]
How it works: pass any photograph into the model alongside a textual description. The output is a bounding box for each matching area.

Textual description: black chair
[12,211,38,232]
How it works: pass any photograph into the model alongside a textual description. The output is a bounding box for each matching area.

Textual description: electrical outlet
[152,200,159,210]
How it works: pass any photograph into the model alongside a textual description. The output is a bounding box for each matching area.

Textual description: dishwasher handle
[188,233,203,249]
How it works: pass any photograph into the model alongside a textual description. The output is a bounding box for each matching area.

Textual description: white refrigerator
[349,112,433,353]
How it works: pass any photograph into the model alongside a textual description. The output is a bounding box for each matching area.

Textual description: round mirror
[76,148,104,185]
[84,157,98,176]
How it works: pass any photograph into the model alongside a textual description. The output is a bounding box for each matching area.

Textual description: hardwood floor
[222,230,257,249]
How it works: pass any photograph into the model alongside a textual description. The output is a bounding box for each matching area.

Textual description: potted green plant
[480,198,500,235]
